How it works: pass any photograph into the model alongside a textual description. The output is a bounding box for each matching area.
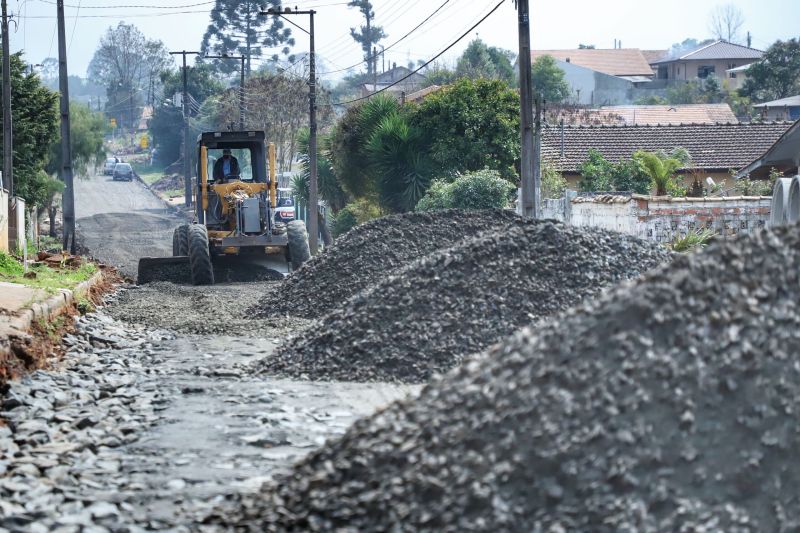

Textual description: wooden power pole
[263,7,318,254]
[1,0,12,195]
[516,0,538,218]
[57,0,76,253]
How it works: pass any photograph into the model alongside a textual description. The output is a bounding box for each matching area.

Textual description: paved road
[0,169,417,529]
[75,173,179,278]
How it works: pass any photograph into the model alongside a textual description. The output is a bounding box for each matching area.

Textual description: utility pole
[56,0,76,252]
[263,7,318,254]
[204,54,246,130]
[516,0,537,218]
[372,46,378,92]
[2,0,13,195]
[533,96,542,215]
[169,50,201,206]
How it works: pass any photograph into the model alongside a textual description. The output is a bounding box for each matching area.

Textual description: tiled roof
[641,49,669,64]
[598,104,738,125]
[530,48,654,77]
[541,122,792,172]
[404,85,442,103]
[652,40,763,63]
[753,95,800,108]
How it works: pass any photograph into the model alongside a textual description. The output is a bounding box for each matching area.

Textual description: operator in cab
[213,148,240,183]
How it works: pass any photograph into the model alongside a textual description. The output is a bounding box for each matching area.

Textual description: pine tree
[201,0,295,77]
[348,0,386,76]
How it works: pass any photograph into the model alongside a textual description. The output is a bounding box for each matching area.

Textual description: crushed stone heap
[258,220,671,383]
[212,224,800,531]
[251,209,522,319]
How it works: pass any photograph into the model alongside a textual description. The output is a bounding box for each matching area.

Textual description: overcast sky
[10,0,800,82]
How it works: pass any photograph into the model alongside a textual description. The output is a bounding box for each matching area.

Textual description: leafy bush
[415,180,453,211]
[670,229,716,253]
[542,163,568,199]
[332,199,382,238]
[416,169,515,211]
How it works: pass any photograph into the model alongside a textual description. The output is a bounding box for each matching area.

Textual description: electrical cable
[330,0,505,106]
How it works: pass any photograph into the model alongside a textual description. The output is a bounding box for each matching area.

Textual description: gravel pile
[258,220,671,383]
[107,282,310,337]
[253,209,522,319]
[212,224,800,532]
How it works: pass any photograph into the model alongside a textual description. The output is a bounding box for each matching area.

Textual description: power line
[324,0,452,75]
[67,0,78,50]
[332,0,505,106]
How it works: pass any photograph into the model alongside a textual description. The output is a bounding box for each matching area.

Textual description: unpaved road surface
[75,173,179,278]
[1,171,416,530]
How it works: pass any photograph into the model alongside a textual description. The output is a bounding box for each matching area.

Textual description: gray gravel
[0,313,172,530]
[106,281,311,337]
[208,223,800,532]
[252,209,522,319]
[258,220,671,383]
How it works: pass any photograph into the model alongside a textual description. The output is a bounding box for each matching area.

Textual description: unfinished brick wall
[561,194,770,243]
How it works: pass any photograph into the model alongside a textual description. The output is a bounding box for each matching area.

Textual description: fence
[0,189,7,252]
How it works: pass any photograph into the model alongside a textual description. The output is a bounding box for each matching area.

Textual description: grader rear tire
[172,224,189,256]
[188,225,214,285]
[287,220,311,271]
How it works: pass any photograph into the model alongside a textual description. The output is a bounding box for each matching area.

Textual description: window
[697,65,715,79]
[730,72,737,79]
[207,147,254,182]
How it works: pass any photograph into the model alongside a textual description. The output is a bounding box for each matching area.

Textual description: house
[753,96,800,122]
[735,118,800,179]
[650,40,763,82]
[725,63,753,90]
[597,104,738,125]
[360,65,427,98]
[531,48,656,81]
[404,85,442,104]
[528,48,657,106]
[541,122,792,190]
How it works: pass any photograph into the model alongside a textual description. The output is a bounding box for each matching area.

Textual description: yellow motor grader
[137,131,310,285]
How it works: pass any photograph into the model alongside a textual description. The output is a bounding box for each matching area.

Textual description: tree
[708,3,745,44]
[329,94,399,199]
[211,73,334,171]
[578,44,596,49]
[89,23,169,130]
[143,40,172,106]
[668,38,715,58]
[740,38,800,101]
[0,52,60,208]
[636,151,683,196]
[149,105,184,166]
[423,62,457,86]
[201,0,294,77]
[44,104,105,235]
[348,0,386,76]
[531,55,570,103]
[367,113,432,212]
[411,78,520,180]
[579,150,651,194]
[298,129,348,213]
[455,39,515,85]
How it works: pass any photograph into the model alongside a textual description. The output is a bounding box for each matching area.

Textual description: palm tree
[366,113,433,212]
[635,151,682,196]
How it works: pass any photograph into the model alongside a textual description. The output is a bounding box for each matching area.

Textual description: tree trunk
[48,203,57,238]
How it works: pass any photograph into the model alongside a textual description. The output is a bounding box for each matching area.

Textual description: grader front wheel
[188,225,214,285]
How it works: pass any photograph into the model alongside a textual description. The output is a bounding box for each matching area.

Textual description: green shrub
[332,199,382,238]
[415,169,515,211]
[415,180,453,211]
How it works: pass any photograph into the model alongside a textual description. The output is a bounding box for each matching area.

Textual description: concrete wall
[555,59,634,106]
[0,189,8,253]
[8,197,26,253]
[548,194,769,243]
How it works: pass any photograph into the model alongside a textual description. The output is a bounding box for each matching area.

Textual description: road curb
[0,270,105,356]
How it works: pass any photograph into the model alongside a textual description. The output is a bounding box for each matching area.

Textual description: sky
[9,0,800,83]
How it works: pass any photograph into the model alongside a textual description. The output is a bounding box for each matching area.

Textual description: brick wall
[547,194,770,243]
